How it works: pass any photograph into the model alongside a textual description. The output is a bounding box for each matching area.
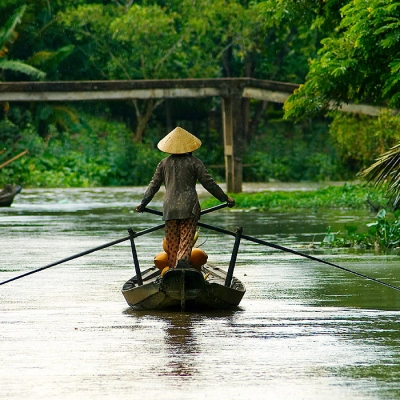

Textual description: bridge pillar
[222,94,244,193]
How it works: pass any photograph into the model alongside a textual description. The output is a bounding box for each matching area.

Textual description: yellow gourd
[154,251,169,270]
[190,248,208,269]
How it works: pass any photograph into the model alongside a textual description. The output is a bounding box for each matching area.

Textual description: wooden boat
[122,263,245,311]
[0,184,22,207]
[122,205,246,312]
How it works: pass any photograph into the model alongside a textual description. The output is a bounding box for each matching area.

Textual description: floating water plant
[321,209,400,250]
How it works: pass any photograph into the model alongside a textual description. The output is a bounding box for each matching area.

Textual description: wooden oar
[199,202,229,215]
[0,223,165,286]
[0,203,228,286]
[194,221,400,293]
[143,206,400,293]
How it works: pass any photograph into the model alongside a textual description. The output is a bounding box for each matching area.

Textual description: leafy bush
[329,111,400,173]
[243,117,343,182]
[0,110,228,187]
[321,209,400,251]
[0,113,165,187]
[2,104,396,189]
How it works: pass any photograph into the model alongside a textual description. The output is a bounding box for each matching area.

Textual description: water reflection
[163,317,197,377]
[124,309,243,379]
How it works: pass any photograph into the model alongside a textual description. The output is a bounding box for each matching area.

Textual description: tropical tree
[0,4,78,146]
[57,0,327,141]
[328,111,400,174]
[281,0,400,208]
[58,3,178,141]
[0,5,46,150]
[0,5,45,81]
[284,0,400,119]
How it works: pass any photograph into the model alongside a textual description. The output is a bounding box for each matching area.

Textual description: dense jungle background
[0,0,400,188]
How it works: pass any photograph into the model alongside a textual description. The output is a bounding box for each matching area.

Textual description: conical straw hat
[157,127,202,154]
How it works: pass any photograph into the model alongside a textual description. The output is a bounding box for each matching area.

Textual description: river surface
[1,185,400,400]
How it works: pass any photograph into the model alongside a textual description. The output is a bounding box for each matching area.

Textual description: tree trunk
[132,98,164,142]
[165,99,172,133]
[247,101,268,142]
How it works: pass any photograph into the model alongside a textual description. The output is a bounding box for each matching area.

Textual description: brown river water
[1,185,400,400]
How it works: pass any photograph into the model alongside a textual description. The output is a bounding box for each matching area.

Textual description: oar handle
[143,207,162,216]
[143,202,229,217]
[200,202,229,215]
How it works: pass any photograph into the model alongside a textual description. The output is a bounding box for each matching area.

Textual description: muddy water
[1,186,400,400]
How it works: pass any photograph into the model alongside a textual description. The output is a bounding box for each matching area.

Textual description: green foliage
[26,45,75,74]
[0,118,20,142]
[360,143,400,209]
[0,114,165,187]
[321,209,400,250]
[201,183,389,212]
[329,110,400,172]
[110,5,182,79]
[0,5,45,80]
[58,3,220,80]
[252,0,325,81]
[243,116,341,182]
[0,4,25,55]
[0,59,45,79]
[56,0,317,82]
[284,0,400,119]
[2,0,399,191]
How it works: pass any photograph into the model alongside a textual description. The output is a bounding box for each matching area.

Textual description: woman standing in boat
[136,126,235,269]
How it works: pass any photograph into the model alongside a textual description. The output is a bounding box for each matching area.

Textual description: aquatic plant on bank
[321,209,400,251]
[201,183,389,211]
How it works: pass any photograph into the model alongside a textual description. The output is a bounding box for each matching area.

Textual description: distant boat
[0,184,22,207]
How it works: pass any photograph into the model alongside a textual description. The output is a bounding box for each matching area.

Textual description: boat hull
[0,185,21,207]
[122,265,245,311]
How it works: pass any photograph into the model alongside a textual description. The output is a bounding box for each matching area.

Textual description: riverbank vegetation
[200,184,400,251]
[321,209,400,251]
[0,107,344,187]
[201,183,389,212]
[201,185,400,251]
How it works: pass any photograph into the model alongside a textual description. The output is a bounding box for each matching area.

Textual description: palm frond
[26,51,54,66]
[27,45,75,70]
[52,106,80,127]
[0,59,46,80]
[360,142,400,208]
[0,5,26,54]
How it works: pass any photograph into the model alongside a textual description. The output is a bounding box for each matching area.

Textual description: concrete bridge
[0,78,384,192]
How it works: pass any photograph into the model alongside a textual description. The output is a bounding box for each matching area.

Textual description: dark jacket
[141,154,228,221]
